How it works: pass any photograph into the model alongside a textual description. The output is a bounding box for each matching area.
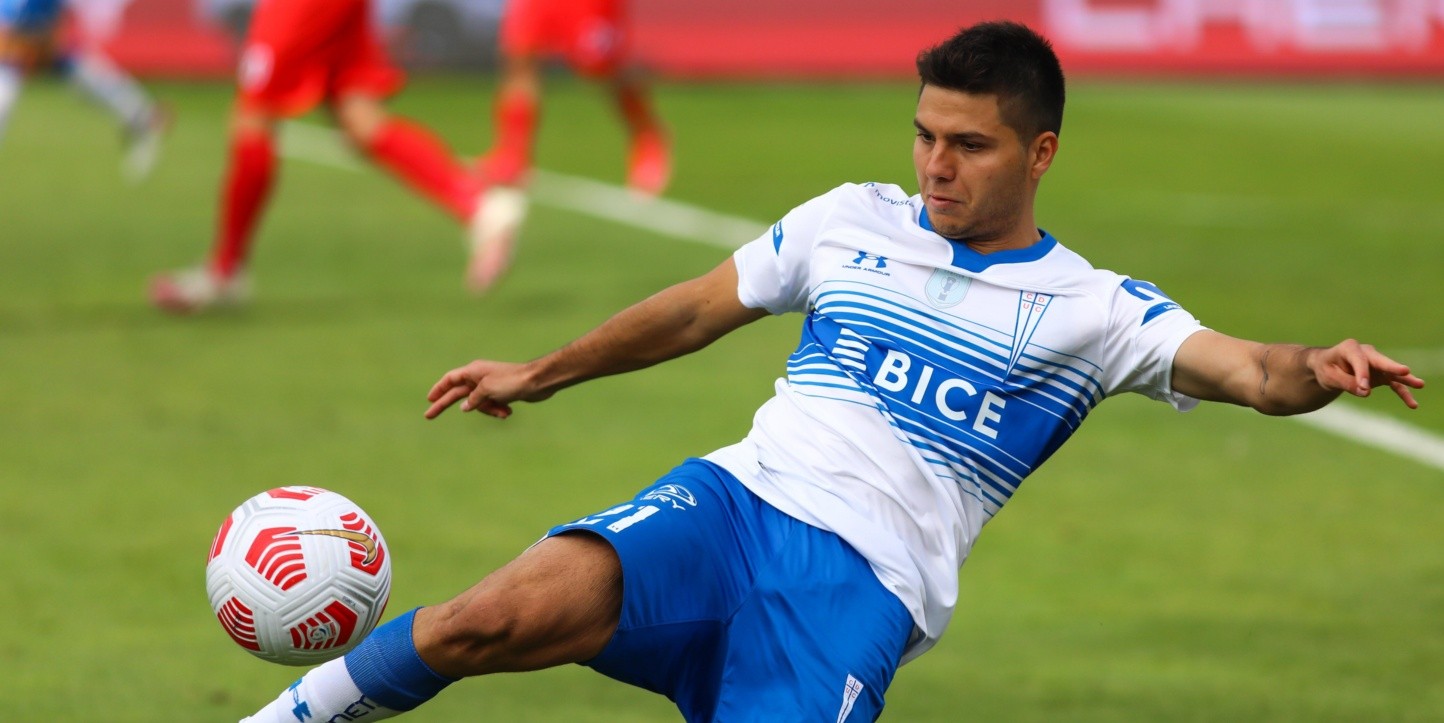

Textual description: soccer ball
[206,486,392,666]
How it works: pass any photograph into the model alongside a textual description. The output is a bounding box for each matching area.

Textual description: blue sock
[343,608,456,711]
[241,609,457,723]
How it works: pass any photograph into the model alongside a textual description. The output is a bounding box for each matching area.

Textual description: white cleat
[465,186,530,294]
[149,266,251,314]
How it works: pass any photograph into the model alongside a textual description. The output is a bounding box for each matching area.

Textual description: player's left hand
[1310,339,1425,409]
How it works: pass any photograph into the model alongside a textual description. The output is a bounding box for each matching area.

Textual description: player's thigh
[417,532,622,676]
[551,460,769,701]
[714,523,914,722]
[237,0,369,115]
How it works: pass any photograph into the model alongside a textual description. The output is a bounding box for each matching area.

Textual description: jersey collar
[919,208,1057,273]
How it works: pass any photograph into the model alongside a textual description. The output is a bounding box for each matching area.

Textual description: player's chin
[928,214,974,240]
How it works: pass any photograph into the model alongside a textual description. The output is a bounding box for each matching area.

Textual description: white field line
[279,121,367,173]
[530,169,765,249]
[276,122,765,247]
[1294,405,1444,473]
[277,121,1444,473]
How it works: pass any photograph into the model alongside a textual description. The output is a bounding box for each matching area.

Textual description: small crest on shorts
[640,484,697,511]
[925,269,971,309]
[836,674,865,722]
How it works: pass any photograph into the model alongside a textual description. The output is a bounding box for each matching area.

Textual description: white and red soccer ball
[206,487,391,666]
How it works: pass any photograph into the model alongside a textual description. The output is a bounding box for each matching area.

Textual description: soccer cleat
[149,266,251,314]
[122,104,173,183]
[626,130,671,197]
[465,186,530,294]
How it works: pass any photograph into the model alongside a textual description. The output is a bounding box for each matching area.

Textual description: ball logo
[278,512,387,576]
[289,600,360,651]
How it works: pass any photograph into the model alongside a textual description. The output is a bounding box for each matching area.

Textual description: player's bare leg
[62,48,169,181]
[334,92,495,293]
[612,69,670,197]
[477,54,540,188]
[149,107,272,314]
[414,532,622,675]
[334,92,480,223]
[240,533,620,722]
[468,54,539,293]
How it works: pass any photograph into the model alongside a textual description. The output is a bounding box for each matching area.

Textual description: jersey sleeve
[731,190,837,315]
[1099,277,1207,410]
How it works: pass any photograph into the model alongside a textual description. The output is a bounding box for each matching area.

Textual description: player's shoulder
[832,181,916,208]
[1058,251,1191,324]
[802,182,920,226]
[986,235,1140,315]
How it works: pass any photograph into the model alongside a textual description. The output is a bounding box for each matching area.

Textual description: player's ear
[1029,131,1059,180]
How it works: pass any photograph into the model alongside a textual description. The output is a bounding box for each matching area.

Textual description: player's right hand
[425,360,526,420]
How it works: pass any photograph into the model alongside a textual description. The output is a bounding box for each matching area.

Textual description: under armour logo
[852,251,887,269]
[288,679,312,722]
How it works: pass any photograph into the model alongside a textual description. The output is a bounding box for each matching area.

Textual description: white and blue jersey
[705,182,1206,663]
[0,0,65,33]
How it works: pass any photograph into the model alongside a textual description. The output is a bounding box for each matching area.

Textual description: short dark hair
[916,21,1066,141]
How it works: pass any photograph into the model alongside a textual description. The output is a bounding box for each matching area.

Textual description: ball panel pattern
[206,487,391,666]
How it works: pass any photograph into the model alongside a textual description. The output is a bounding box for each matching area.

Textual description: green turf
[1,75,1440,721]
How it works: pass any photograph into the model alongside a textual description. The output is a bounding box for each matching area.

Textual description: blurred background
[3,1,1442,721]
[69,0,1444,77]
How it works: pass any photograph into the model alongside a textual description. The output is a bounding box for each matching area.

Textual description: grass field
[2,75,1442,721]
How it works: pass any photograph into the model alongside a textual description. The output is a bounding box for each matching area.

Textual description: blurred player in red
[466,0,670,292]
[150,0,486,313]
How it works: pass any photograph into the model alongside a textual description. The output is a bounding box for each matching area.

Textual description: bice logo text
[873,349,1007,440]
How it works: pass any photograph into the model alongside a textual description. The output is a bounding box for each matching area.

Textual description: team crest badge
[640,484,697,511]
[925,269,971,309]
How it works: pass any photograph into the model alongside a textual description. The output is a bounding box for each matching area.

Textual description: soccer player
[0,0,168,179]
[466,0,670,292]
[237,21,1426,722]
[149,0,486,313]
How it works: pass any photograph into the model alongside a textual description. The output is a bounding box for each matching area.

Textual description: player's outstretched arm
[1171,330,1425,415]
[425,258,770,420]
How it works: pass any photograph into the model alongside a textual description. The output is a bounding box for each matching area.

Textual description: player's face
[913,85,1052,247]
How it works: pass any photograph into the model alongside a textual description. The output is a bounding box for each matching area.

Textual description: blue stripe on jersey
[812,285,1100,425]
[785,285,1103,513]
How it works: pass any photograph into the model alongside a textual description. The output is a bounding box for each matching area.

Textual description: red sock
[211,130,276,280]
[365,118,478,222]
[483,87,539,184]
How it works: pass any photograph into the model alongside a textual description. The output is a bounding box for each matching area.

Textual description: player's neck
[953,224,1043,255]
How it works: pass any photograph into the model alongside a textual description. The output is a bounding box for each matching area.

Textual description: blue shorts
[547,458,914,722]
[0,0,63,33]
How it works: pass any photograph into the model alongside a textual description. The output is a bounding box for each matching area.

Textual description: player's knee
[230,107,275,139]
[418,588,527,676]
[333,94,387,148]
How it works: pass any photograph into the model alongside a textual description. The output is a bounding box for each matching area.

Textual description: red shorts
[236,0,404,117]
[499,0,627,77]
